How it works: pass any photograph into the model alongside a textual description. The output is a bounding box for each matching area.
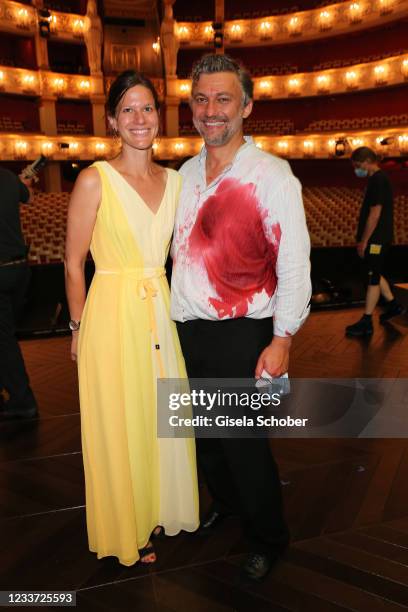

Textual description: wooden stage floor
[1,307,408,611]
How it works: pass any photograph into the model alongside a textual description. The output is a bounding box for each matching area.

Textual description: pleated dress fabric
[77,161,199,566]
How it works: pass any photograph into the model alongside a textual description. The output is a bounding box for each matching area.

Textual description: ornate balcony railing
[1,127,407,161]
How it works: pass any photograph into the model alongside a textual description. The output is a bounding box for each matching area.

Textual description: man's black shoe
[345,317,373,337]
[380,302,404,324]
[197,510,230,536]
[241,552,276,582]
[0,403,38,420]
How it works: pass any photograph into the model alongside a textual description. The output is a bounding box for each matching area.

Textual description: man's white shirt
[170,137,312,337]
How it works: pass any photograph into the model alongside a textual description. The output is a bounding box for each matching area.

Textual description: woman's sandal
[152,526,165,540]
[139,542,156,564]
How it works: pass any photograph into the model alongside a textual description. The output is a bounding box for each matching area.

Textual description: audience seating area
[303,187,408,246]
[57,120,87,135]
[0,116,25,132]
[20,188,408,264]
[314,48,408,71]
[251,64,299,76]
[180,118,296,135]
[307,114,408,132]
[21,192,70,264]
[243,118,295,134]
[182,114,408,136]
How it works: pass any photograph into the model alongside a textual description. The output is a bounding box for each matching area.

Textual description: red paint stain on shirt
[188,178,281,318]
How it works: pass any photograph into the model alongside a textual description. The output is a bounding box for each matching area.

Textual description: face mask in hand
[355,167,368,178]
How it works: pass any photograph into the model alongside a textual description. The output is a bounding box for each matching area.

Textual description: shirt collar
[197,136,255,190]
[198,135,254,165]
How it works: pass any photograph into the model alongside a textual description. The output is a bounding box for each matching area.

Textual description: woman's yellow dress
[77,161,199,566]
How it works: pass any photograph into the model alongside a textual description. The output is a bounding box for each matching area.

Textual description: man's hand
[255,335,292,378]
[18,174,35,188]
[356,241,367,259]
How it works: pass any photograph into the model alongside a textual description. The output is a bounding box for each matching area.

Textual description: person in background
[0,167,38,420]
[171,54,311,581]
[346,147,403,337]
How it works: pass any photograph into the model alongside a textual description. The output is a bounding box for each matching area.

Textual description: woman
[64,71,199,566]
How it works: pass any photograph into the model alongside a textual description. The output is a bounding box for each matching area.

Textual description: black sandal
[139,542,156,563]
[152,526,165,539]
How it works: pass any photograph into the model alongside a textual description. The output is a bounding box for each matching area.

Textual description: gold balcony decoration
[303,140,314,157]
[203,25,214,44]
[259,20,273,40]
[316,74,331,93]
[229,23,243,42]
[402,58,408,80]
[278,141,289,155]
[318,10,333,31]
[41,141,54,157]
[177,25,190,44]
[345,70,359,89]
[374,64,388,85]
[398,134,408,154]
[95,142,106,158]
[352,137,364,147]
[174,142,185,155]
[68,142,80,158]
[152,37,160,56]
[179,82,191,98]
[152,141,159,155]
[375,135,389,151]
[349,2,363,23]
[53,77,66,96]
[288,77,301,96]
[258,79,273,98]
[49,14,58,33]
[0,70,4,90]
[16,7,30,29]
[78,79,91,96]
[14,140,28,159]
[21,73,36,93]
[327,139,337,155]
[73,18,84,37]
[288,15,302,36]
[378,0,394,14]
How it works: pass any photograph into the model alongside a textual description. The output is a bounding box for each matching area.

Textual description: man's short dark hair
[191,53,253,106]
[351,147,379,164]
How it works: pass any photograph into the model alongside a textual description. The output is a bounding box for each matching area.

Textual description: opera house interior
[0,0,408,608]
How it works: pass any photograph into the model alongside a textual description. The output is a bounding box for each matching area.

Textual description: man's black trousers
[0,264,36,408]
[176,316,289,557]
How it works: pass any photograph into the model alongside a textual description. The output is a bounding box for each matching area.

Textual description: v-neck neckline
[104,161,169,217]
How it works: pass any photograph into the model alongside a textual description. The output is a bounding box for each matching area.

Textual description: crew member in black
[0,166,38,419]
[346,147,403,337]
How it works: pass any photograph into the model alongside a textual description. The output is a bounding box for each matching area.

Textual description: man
[0,166,38,419]
[346,147,403,337]
[170,54,311,581]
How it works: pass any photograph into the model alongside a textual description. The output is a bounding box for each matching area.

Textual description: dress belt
[95,267,166,377]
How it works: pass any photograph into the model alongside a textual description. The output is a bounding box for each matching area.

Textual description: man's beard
[193,115,240,146]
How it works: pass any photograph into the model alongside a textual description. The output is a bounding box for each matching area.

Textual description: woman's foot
[139,541,156,564]
[152,526,165,538]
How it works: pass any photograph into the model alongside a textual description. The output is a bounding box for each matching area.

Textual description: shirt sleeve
[18,177,30,204]
[265,174,312,337]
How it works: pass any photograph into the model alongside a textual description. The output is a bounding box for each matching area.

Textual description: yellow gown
[77,161,199,566]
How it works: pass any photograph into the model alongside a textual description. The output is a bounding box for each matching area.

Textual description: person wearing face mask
[65,70,199,567]
[346,146,403,337]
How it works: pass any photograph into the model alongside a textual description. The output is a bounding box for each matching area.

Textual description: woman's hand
[71,332,79,362]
